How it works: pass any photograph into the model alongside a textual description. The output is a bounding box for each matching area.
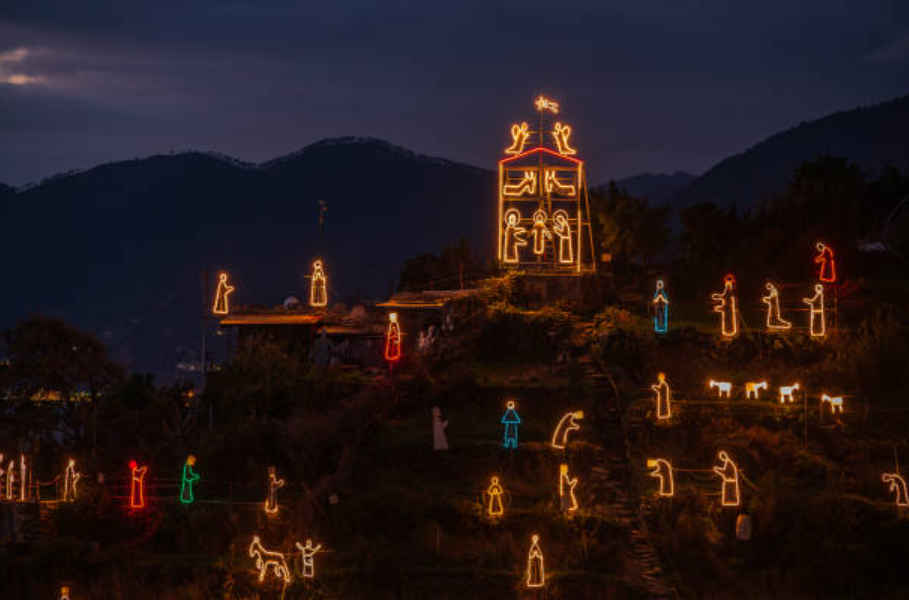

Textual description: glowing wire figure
[712,451,740,507]
[19,454,26,501]
[0,455,4,499]
[821,394,844,415]
[803,284,826,337]
[309,260,328,308]
[63,459,80,502]
[384,312,402,363]
[551,410,584,449]
[5,459,13,500]
[503,171,538,197]
[531,209,552,255]
[129,461,147,509]
[779,383,800,404]
[525,534,545,588]
[179,455,200,504]
[559,463,579,512]
[60,585,71,600]
[651,373,672,420]
[544,170,577,196]
[535,95,559,114]
[709,379,732,399]
[552,122,577,155]
[762,282,792,330]
[501,401,521,449]
[552,210,573,264]
[505,122,530,155]
[647,459,674,497]
[486,476,505,517]
[815,242,836,283]
[745,381,768,400]
[502,209,528,263]
[249,535,292,584]
[212,272,234,315]
[265,467,285,515]
[295,539,323,578]
[883,473,909,507]
[711,274,739,338]
[653,280,669,334]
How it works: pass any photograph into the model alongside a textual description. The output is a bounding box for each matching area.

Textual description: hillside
[608,172,697,204]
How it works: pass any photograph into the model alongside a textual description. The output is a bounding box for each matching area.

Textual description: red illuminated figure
[815,242,836,283]
[385,312,402,363]
[129,461,148,509]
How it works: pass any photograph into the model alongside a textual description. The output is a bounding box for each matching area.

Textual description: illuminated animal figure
[745,381,768,400]
[552,210,573,264]
[779,383,800,404]
[652,280,669,334]
[713,451,740,506]
[821,394,844,415]
[503,171,538,196]
[762,282,792,330]
[551,122,577,155]
[531,209,552,255]
[711,274,739,338]
[212,272,234,315]
[309,260,328,308]
[265,467,285,514]
[384,312,402,363]
[63,459,80,502]
[525,534,545,588]
[803,284,826,337]
[249,535,291,584]
[502,209,528,263]
[882,473,909,507]
[501,401,521,449]
[295,539,323,578]
[559,464,578,512]
[504,122,530,155]
[815,242,836,283]
[486,476,505,517]
[651,373,672,420]
[544,170,576,196]
[709,379,732,398]
[647,458,674,497]
[551,411,584,449]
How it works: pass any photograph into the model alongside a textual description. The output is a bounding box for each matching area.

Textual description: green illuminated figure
[180,455,201,504]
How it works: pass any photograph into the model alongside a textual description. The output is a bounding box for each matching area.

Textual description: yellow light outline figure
[803,284,826,337]
[535,95,559,114]
[60,585,71,600]
[0,455,3,499]
[552,210,574,264]
[551,410,584,449]
[502,170,538,197]
[525,534,545,588]
[63,459,80,502]
[309,260,328,308]
[505,122,531,155]
[249,535,292,584]
[651,373,672,420]
[647,459,674,497]
[264,467,285,515]
[821,393,844,415]
[762,282,792,330]
[544,169,577,196]
[883,473,909,507]
[709,379,732,399]
[744,381,768,400]
[502,209,528,264]
[5,459,13,500]
[531,209,552,255]
[551,122,577,155]
[19,454,26,501]
[486,476,505,518]
[295,539,323,579]
[779,383,800,404]
[711,274,738,338]
[212,272,235,315]
[713,451,741,507]
[559,463,579,512]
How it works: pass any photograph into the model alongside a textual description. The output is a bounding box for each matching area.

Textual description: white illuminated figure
[803,284,826,337]
[212,272,235,315]
[531,209,552,255]
[295,539,323,578]
[431,407,449,451]
[503,209,527,263]
[63,459,80,502]
[762,282,792,330]
[552,210,573,264]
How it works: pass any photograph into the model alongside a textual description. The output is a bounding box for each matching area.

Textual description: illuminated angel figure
[525,534,545,588]
[179,455,200,504]
[385,312,402,362]
[486,476,505,517]
[552,210,573,264]
[265,467,285,514]
[653,280,669,334]
[502,209,528,264]
[762,282,792,330]
[503,171,538,196]
[712,451,740,507]
[504,122,530,155]
[63,459,80,502]
[501,400,521,449]
[559,463,579,512]
[212,272,235,315]
[309,260,328,308]
[551,122,577,155]
[882,473,909,507]
[551,411,584,449]
[647,458,674,497]
[803,284,826,337]
[129,461,148,509]
[711,274,739,338]
[815,242,836,283]
[531,209,552,255]
[295,539,323,578]
[651,373,672,420]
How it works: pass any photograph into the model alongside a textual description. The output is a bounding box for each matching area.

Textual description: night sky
[1,0,907,186]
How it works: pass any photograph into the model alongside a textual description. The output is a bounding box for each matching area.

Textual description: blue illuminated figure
[501,400,521,449]
[652,279,669,334]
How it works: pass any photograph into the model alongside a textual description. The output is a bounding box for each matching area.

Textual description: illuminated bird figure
[559,464,579,512]
[711,274,739,338]
[264,467,285,515]
[815,242,836,283]
[531,209,552,255]
[525,534,545,588]
[651,373,672,419]
[63,459,80,502]
[384,312,402,364]
[309,260,328,308]
[552,210,573,264]
[501,401,521,449]
[295,539,323,578]
[803,284,826,337]
[762,282,792,330]
[551,410,584,449]
[504,122,530,155]
[712,451,740,507]
[652,279,669,334]
[179,455,200,504]
[129,461,148,509]
[883,473,909,507]
[647,458,674,497]
[212,272,235,315]
[502,209,528,263]
[486,476,505,517]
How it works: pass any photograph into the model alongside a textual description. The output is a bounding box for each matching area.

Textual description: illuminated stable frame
[497,97,596,274]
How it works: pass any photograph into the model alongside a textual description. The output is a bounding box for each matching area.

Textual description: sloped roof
[499,146,583,166]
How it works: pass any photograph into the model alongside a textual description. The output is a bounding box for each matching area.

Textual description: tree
[591,182,671,273]
[398,238,487,291]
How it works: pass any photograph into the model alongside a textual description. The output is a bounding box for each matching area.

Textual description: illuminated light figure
[486,476,505,517]
[552,210,573,264]
[531,209,552,255]
[384,312,402,363]
[19,454,26,501]
[504,122,530,155]
[60,585,71,600]
[544,170,577,196]
[502,209,528,264]
[652,280,669,334]
[309,260,328,308]
[535,95,559,114]
[525,534,545,588]
[762,282,792,330]
[249,535,292,584]
[551,411,584,449]
[651,373,672,420]
[815,242,836,283]
[745,381,768,400]
[647,459,674,497]
[264,467,285,515]
[709,379,732,399]
[711,274,739,338]
[212,272,234,315]
[179,455,200,505]
[501,401,521,449]
[551,122,577,156]
[5,459,13,500]
[129,461,148,510]
[821,394,844,415]
[803,284,826,337]
[559,464,579,512]
[882,473,909,507]
[779,383,800,404]
[0,455,4,499]
[63,459,80,502]
[295,539,323,578]
[502,170,538,197]
[712,451,741,507]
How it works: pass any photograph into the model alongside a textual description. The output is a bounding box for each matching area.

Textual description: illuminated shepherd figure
[551,410,584,449]
[212,272,234,315]
[531,209,552,255]
[295,539,323,578]
[651,373,672,420]
[552,210,573,264]
[815,242,836,283]
[711,274,739,338]
[762,282,792,330]
[63,459,80,502]
[384,312,402,363]
[501,401,521,449]
[713,451,740,507]
[883,473,909,507]
[647,458,674,497]
[309,260,328,308]
[653,280,669,334]
[502,209,528,263]
[803,284,826,337]
[265,467,285,514]
[486,476,505,517]
[179,455,200,504]
[129,461,148,509]
[559,464,579,512]
[525,534,545,588]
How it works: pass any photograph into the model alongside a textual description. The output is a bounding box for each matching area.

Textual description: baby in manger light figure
[531,209,552,256]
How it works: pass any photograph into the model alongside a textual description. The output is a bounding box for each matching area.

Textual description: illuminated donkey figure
[821,394,844,415]
[709,380,732,398]
[249,535,292,584]
[779,383,800,404]
[745,381,768,400]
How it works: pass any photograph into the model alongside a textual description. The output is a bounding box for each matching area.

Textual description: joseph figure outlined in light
[501,401,521,449]
[552,210,573,264]
[502,209,528,263]
[265,467,285,515]
[179,455,200,504]
[713,451,740,507]
[815,242,836,283]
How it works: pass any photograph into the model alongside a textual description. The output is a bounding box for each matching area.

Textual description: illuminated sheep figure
[779,383,801,404]
[745,381,768,400]
[709,379,732,399]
